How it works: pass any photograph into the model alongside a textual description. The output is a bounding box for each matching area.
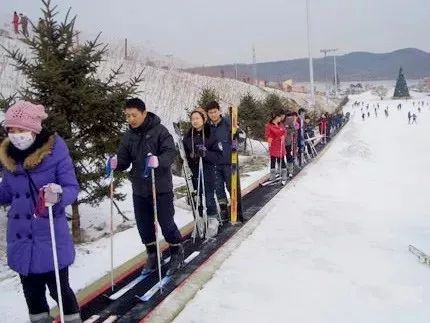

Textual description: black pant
[133,192,183,245]
[20,267,79,315]
[214,164,231,204]
[285,145,294,164]
[270,157,286,169]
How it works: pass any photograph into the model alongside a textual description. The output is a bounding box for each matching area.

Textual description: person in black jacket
[183,107,222,238]
[206,101,231,221]
[114,98,183,276]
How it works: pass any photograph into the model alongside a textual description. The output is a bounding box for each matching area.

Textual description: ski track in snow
[173,94,430,323]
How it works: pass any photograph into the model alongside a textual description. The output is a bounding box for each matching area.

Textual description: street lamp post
[305,0,315,107]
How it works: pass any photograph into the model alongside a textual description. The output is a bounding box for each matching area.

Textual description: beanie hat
[4,101,48,134]
[190,107,208,123]
[125,98,146,111]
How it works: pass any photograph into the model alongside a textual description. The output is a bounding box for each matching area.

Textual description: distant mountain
[185,48,430,83]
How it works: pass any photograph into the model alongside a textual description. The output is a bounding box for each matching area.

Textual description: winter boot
[30,313,52,323]
[287,163,294,178]
[207,216,220,238]
[64,313,83,323]
[219,200,229,223]
[269,168,277,181]
[281,168,288,185]
[141,243,158,275]
[166,244,184,276]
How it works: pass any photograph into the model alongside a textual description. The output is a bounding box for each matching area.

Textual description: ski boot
[141,243,158,275]
[269,168,277,181]
[281,168,288,185]
[219,201,229,223]
[64,314,83,323]
[30,313,52,323]
[207,216,220,238]
[166,244,184,276]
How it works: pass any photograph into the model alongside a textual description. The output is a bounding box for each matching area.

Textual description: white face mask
[8,132,36,150]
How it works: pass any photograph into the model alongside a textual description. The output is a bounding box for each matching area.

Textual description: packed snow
[173,93,430,323]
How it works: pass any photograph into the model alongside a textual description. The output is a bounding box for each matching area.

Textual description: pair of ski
[409,245,430,266]
[106,251,200,304]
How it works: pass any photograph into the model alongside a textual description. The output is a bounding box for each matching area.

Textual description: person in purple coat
[0,101,81,323]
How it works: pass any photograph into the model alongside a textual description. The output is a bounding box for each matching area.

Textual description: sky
[1,0,429,66]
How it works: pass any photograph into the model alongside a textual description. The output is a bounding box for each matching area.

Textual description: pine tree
[1,0,143,242]
[238,93,264,140]
[197,87,220,109]
[393,67,410,98]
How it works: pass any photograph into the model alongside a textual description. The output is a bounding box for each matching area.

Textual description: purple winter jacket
[0,134,79,275]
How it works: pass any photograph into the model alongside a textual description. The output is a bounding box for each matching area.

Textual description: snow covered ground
[173,93,430,323]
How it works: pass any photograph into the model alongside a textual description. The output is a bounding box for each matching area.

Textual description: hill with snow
[0,34,338,129]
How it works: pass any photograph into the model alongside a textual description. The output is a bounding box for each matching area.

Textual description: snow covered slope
[173,95,430,323]
[0,35,337,129]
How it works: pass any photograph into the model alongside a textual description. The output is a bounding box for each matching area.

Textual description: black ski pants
[20,267,80,315]
[133,192,183,245]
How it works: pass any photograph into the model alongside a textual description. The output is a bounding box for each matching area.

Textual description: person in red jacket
[265,110,287,183]
[318,113,328,144]
[12,11,20,34]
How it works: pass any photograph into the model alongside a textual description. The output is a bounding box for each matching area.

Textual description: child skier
[265,110,287,184]
[183,108,222,237]
[0,101,81,323]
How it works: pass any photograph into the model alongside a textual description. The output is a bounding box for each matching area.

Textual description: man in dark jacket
[206,101,231,221]
[115,98,183,276]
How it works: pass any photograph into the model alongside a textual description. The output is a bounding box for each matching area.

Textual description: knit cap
[4,101,48,134]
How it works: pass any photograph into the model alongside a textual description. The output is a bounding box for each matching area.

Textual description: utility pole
[320,48,337,102]
[305,0,315,107]
[235,63,238,80]
[252,45,257,86]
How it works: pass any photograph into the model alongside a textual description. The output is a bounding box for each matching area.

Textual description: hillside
[186,48,430,83]
[0,35,338,128]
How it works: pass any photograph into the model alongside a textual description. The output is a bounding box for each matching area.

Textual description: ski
[409,245,430,265]
[136,251,200,302]
[106,256,169,301]
[260,175,281,187]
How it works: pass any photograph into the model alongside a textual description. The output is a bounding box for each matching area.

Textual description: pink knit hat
[4,101,48,134]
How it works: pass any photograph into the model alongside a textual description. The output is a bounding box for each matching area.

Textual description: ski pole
[47,204,65,323]
[199,157,209,239]
[109,170,114,291]
[147,155,164,293]
[105,157,115,291]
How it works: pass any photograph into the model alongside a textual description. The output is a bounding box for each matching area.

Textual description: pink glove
[110,155,118,170]
[147,155,159,169]
[43,183,63,205]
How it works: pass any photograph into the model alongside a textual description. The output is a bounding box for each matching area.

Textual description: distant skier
[418,107,421,113]
[183,107,222,237]
[367,111,370,117]
[384,109,389,117]
[19,13,29,37]
[362,113,365,120]
[284,112,297,178]
[377,103,380,109]
[408,111,412,124]
[374,108,378,117]
[12,11,19,34]
[265,110,287,183]
[412,113,417,124]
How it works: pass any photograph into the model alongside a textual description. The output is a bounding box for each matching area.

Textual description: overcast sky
[2,0,429,66]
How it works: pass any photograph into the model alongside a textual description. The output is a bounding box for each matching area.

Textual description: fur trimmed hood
[0,135,55,172]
